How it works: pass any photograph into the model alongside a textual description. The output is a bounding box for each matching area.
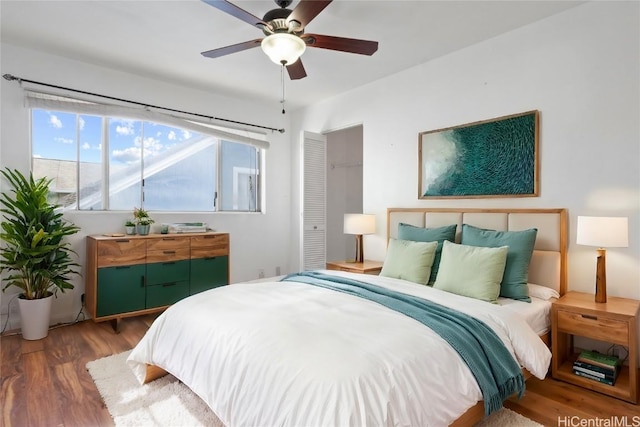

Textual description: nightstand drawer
[557,310,628,344]
[333,266,359,273]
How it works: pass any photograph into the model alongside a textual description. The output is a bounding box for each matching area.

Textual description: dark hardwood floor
[1,316,639,426]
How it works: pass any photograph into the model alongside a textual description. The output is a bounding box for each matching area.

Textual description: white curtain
[24,90,270,150]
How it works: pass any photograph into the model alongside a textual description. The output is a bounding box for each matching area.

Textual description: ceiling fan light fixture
[261,33,306,65]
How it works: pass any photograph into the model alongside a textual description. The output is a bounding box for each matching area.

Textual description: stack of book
[168,222,209,233]
[572,350,621,386]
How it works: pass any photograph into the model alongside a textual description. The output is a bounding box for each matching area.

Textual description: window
[31,107,263,212]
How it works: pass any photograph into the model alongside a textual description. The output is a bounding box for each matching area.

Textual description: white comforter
[128,271,551,427]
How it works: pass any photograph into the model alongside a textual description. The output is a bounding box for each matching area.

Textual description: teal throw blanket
[281,271,524,416]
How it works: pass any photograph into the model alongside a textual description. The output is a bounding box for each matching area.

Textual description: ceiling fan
[200,0,379,80]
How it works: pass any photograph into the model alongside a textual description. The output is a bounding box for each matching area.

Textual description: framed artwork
[418,110,539,199]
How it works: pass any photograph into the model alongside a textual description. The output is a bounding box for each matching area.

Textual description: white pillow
[528,283,560,300]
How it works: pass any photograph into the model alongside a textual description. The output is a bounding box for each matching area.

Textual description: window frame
[29,104,265,213]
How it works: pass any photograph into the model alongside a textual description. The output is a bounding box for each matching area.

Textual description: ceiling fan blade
[201,39,263,59]
[286,59,307,80]
[201,0,270,30]
[302,34,378,56]
[286,0,332,29]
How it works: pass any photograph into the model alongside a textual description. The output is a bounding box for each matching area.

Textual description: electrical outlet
[275,266,281,276]
[258,269,265,279]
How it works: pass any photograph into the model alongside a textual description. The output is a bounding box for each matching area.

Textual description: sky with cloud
[31,109,194,164]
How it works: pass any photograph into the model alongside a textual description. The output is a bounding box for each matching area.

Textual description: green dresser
[86,232,230,331]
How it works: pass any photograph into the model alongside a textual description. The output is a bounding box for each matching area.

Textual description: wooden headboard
[386,208,568,296]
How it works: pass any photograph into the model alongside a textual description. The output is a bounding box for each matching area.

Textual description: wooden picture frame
[418,110,539,199]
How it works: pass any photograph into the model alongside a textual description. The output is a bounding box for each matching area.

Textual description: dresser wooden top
[88,232,228,241]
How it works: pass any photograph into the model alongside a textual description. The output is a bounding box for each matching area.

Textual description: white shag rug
[87,351,542,427]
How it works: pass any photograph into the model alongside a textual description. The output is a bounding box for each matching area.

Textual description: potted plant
[133,207,154,236]
[125,220,136,235]
[0,168,81,340]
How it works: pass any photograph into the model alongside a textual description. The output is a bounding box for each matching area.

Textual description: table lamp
[344,214,376,263]
[576,216,628,303]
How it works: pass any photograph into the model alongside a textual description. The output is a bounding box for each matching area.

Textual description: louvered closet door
[302,131,327,270]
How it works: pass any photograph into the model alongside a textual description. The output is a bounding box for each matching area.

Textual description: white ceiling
[1,0,583,110]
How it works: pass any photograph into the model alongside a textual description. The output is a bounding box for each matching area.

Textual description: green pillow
[397,223,457,285]
[461,224,537,302]
[433,241,508,303]
[380,239,438,285]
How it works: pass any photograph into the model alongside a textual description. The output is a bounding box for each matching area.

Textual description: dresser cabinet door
[190,256,229,295]
[96,265,146,316]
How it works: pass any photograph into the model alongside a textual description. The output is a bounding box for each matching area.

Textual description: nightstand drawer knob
[581,314,598,320]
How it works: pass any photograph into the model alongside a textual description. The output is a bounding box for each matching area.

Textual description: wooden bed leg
[143,364,169,384]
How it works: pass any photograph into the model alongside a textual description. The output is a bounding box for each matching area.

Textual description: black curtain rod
[2,73,285,134]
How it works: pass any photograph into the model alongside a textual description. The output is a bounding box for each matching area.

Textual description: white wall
[290,2,640,303]
[0,43,293,330]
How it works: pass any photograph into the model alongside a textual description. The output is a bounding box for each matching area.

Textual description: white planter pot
[18,293,53,340]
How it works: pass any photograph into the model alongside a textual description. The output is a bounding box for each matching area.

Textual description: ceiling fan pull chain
[281,63,286,114]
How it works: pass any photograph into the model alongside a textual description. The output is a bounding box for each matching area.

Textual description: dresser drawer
[146,260,190,286]
[556,310,629,345]
[146,248,190,263]
[146,235,190,262]
[97,239,146,267]
[191,234,229,258]
[146,236,190,252]
[146,280,189,308]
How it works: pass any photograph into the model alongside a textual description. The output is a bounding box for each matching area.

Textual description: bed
[127,207,568,426]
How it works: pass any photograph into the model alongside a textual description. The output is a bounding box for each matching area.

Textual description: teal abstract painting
[419,111,539,198]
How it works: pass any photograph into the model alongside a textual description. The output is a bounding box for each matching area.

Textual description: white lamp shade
[344,214,376,235]
[576,216,629,248]
[261,33,306,65]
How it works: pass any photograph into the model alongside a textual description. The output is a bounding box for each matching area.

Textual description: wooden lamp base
[595,248,607,303]
[348,234,364,263]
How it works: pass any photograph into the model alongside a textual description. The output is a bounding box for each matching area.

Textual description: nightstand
[325,260,383,275]
[552,291,639,403]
